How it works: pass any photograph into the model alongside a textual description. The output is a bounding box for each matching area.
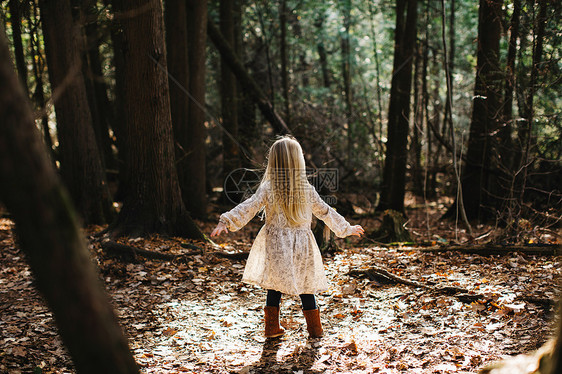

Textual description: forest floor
[1,195,561,374]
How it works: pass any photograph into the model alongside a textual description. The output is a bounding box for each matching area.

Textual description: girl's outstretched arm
[310,186,364,238]
[214,181,268,234]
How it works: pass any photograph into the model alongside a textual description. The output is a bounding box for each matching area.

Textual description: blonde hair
[263,136,309,226]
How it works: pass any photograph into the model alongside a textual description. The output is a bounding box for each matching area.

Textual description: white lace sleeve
[310,186,353,238]
[220,182,268,232]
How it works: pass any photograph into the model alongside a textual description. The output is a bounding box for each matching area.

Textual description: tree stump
[368,209,412,243]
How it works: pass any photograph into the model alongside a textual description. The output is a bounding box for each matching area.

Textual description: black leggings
[266,289,317,310]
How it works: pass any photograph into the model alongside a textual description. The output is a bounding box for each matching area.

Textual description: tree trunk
[378,0,418,213]
[0,21,139,373]
[279,0,291,128]
[220,0,240,182]
[341,0,353,162]
[29,0,55,157]
[109,0,204,239]
[315,13,331,89]
[184,0,209,218]
[457,0,503,221]
[517,0,547,203]
[500,0,520,172]
[82,0,117,173]
[412,42,423,196]
[40,0,114,225]
[207,20,290,135]
[105,0,129,201]
[441,0,455,144]
[8,0,28,94]
[234,0,258,168]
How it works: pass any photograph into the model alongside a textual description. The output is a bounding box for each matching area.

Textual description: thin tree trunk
[110,0,204,239]
[105,0,129,201]
[412,42,423,196]
[0,22,139,373]
[518,0,547,202]
[28,1,54,156]
[82,0,117,172]
[40,0,114,225]
[378,0,418,213]
[315,13,331,88]
[279,0,291,128]
[184,0,209,217]
[220,0,240,181]
[367,1,384,142]
[441,0,455,143]
[207,20,290,135]
[234,0,257,168]
[8,0,28,94]
[341,0,353,162]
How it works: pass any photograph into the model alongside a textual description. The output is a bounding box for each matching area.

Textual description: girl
[211,136,364,338]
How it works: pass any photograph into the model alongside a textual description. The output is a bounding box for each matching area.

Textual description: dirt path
[0,218,559,373]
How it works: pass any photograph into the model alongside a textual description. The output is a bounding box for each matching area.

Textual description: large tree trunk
[378,0,418,213]
[184,0,208,218]
[8,0,28,94]
[110,0,204,239]
[0,20,138,373]
[220,0,241,182]
[40,0,114,225]
[457,0,503,221]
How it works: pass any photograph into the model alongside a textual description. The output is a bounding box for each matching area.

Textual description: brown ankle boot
[303,308,323,338]
[264,306,285,338]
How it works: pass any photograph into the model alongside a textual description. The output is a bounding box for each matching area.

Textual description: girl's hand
[349,225,365,237]
[211,221,229,237]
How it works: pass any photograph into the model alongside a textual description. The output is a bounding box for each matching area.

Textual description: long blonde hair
[263,136,309,225]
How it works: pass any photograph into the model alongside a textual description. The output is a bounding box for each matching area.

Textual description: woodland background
[0,0,561,372]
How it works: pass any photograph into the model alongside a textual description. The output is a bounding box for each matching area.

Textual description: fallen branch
[400,244,562,256]
[209,251,249,260]
[348,265,553,307]
[101,241,202,262]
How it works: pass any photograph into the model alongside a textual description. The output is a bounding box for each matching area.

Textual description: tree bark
[110,0,204,239]
[501,0,520,172]
[315,13,331,89]
[105,0,129,201]
[279,0,291,128]
[82,0,117,173]
[164,0,208,218]
[40,0,114,225]
[341,0,353,162]
[184,0,209,218]
[0,21,139,373]
[8,0,28,94]
[378,0,418,213]
[457,0,503,221]
[517,0,547,203]
[207,19,290,135]
[220,0,241,182]
[28,0,54,157]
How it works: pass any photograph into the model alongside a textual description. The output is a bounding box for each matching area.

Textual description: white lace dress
[219,180,354,296]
